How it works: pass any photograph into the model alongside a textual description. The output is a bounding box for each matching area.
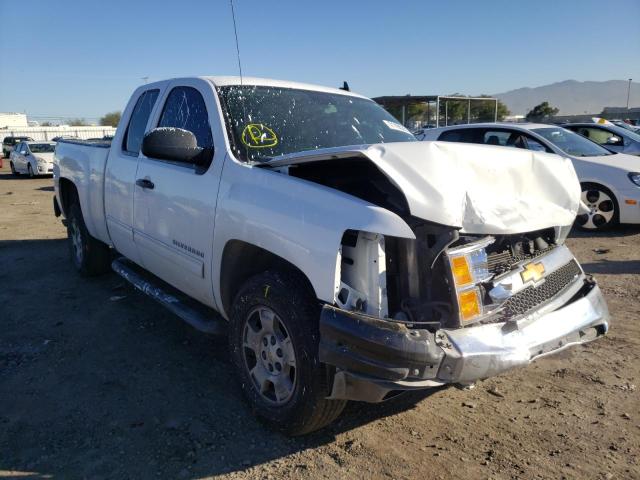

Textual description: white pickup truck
[53,76,609,435]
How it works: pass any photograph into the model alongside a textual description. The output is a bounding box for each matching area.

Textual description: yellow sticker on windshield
[241,123,278,148]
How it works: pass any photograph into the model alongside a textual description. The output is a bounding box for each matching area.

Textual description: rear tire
[229,270,346,435]
[576,183,619,231]
[67,202,111,276]
[10,162,19,176]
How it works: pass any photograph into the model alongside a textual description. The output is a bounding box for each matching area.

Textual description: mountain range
[493,80,640,116]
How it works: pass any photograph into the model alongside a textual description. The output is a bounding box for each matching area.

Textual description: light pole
[627,78,632,109]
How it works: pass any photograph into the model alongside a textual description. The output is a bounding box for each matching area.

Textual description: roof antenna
[340,81,350,91]
[229,0,243,86]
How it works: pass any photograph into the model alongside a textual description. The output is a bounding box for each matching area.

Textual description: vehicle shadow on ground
[0,238,441,479]
[0,172,53,182]
[36,186,54,192]
[581,260,640,275]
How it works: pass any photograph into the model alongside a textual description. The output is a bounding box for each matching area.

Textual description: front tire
[67,202,111,276]
[229,270,346,435]
[10,162,19,176]
[27,164,35,178]
[576,183,619,231]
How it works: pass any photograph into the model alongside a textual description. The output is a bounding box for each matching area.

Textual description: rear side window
[157,86,213,150]
[123,89,159,155]
[438,129,476,143]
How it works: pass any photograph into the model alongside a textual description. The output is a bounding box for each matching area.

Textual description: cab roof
[143,76,369,100]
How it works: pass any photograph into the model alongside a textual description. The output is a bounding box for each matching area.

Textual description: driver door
[132,79,225,307]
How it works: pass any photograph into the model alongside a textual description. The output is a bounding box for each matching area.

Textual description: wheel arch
[58,177,79,217]
[219,239,318,320]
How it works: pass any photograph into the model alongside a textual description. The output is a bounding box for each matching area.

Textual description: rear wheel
[10,162,19,176]
[229,270,346,435]
[576,183,618,231]
[67,202,111,276]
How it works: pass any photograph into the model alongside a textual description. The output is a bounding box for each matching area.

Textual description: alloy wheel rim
[577,189,615,230]
[70,219,83,264]
[242,306,297,405]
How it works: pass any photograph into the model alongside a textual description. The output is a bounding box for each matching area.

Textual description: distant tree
[41,121,53,126]
[69,118,89,126]
[472,95,510,122]
[100,111,121,127]
[525,102,559,122]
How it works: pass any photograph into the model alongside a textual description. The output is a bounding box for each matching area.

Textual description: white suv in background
[9,141,56,177]
[420,123,640,231]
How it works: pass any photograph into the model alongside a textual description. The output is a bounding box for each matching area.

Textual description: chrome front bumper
[322,276,609,402]
[436,279,609,384]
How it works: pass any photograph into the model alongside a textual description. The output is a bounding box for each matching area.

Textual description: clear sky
[1,0,639,121]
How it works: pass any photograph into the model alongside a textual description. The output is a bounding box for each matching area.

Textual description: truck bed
[54,139,112,245]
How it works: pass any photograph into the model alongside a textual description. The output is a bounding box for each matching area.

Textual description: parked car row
[417,122,640,231]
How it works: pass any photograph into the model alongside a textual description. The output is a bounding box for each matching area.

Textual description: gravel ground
[1,165,639,480]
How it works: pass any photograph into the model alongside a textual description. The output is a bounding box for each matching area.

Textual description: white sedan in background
[9,141,56,177]
[419,123,640,230]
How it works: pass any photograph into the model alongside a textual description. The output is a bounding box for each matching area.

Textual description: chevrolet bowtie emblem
[521,262,545,283]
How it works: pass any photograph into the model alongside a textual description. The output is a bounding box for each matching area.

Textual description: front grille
[487,246,554,275]
[500,260,582,318]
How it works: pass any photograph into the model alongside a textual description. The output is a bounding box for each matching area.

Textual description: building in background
[553,107,640,125]
[0,113,29,128]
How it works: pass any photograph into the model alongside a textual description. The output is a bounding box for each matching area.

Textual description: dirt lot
[1,164,639,480]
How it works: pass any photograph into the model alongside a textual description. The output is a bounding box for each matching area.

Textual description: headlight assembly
[446,237,494,325]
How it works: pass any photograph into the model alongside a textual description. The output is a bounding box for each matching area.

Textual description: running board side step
[111,257,226,335]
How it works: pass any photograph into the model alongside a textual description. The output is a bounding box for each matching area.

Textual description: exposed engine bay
[286,156,581,331]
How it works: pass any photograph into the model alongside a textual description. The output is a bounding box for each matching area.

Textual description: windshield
[29,143,55,153]
[532,127,613,157]
[217,85,416,162]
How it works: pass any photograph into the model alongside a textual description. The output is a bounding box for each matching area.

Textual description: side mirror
[141,128,212,165]
[606,136,622,145]
[20,150,27,155]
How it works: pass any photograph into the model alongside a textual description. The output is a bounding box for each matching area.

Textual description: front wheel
[10,162,19,176]
[229,270,346,435]
[27,164,35,178]
[576,183,618,231]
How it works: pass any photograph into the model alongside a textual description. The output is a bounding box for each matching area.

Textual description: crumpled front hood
[267,141,581,234]
[365,141,581,233]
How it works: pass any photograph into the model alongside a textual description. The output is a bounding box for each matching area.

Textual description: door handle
[136,178,155,190]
